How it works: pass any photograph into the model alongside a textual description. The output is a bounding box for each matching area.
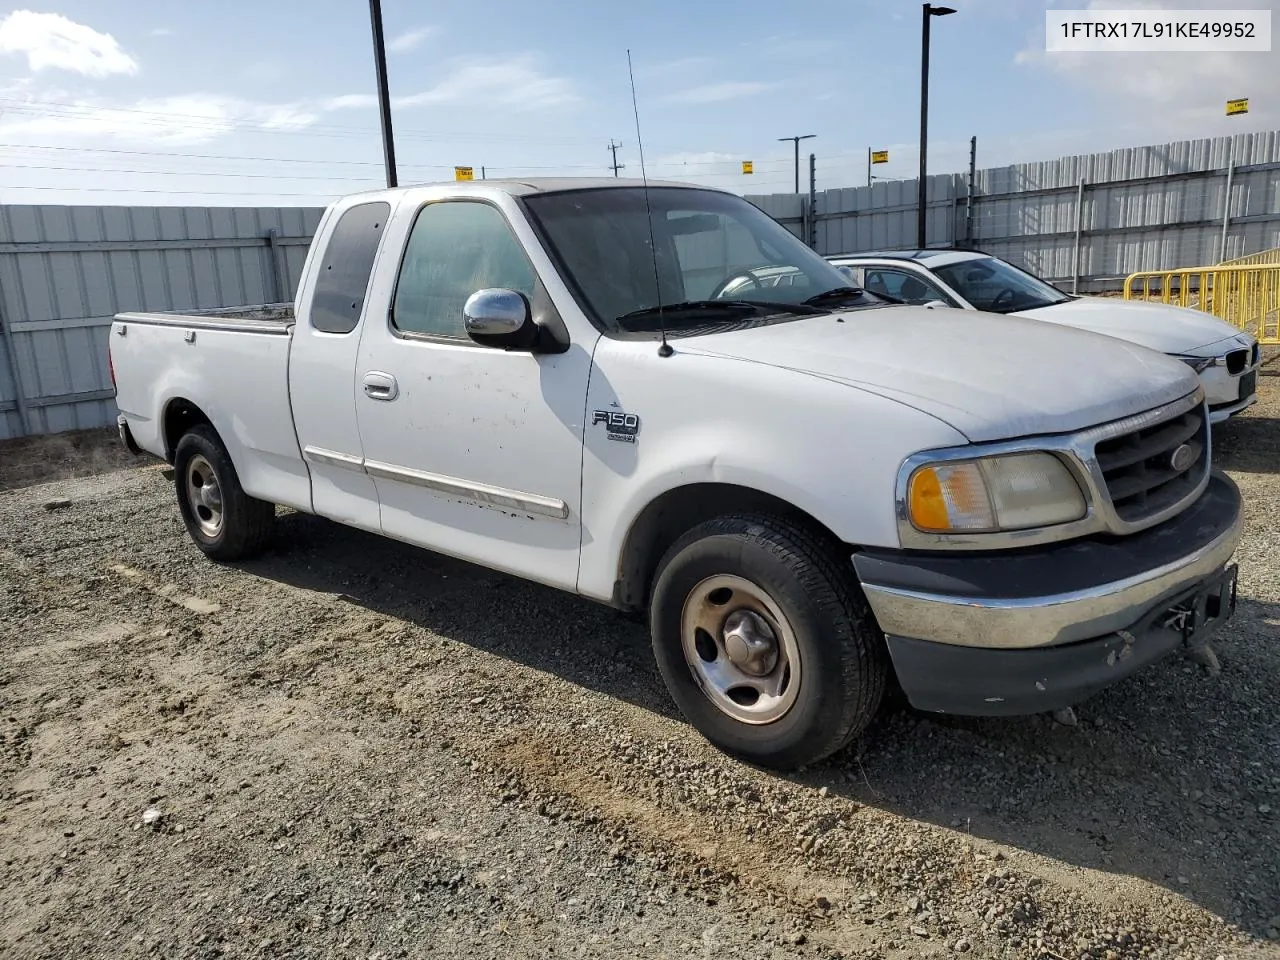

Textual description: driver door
[352,198,594,591]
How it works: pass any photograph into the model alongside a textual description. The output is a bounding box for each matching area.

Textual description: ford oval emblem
[1169,443,1197,473]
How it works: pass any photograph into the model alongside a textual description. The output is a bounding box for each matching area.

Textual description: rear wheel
[649,514,887,770]
[173,425,274,561]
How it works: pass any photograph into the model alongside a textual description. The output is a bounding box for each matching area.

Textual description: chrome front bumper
[854,472,1243,651]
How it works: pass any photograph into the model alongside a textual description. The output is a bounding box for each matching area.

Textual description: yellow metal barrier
[1123,262,1280,345]
[1219,246,1280,267]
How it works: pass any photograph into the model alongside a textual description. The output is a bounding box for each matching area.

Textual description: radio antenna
[626,49,672,358]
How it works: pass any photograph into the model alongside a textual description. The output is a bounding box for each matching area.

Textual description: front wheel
[173,425,275,561]
[649,514,887,770]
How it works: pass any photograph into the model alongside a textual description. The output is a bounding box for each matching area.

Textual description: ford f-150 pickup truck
[109,178,1243,770]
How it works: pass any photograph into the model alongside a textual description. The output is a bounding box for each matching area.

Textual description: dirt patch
[1,383,1278,960]
[0,428,149,492]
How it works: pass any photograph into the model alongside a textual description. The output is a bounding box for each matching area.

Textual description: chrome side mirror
[463,288,539,349]
[923,300,955,310]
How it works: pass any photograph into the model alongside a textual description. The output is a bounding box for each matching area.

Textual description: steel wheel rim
[185,454,224,538]
[680,574,801,725]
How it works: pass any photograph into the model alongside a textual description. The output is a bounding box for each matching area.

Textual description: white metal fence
[748,130,1280,294]
[3,130,1280,440]
[0,204,323,440]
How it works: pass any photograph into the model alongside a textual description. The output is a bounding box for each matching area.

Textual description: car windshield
[522,186,869,333]
[932,256,1072,313]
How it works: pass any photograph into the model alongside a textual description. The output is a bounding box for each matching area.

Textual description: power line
[0,96,610,147]
[0,161,384,182]
[0,184,341,197]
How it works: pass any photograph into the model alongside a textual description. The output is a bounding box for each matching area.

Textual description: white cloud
[148,27,172,38]
[1016,0,1280,132]
[0,93,318,145]
[326,57,579,111]
[322,93,377,111]
[637,55,716,77]
[0,10,137,77]
[388,26,434,53]
[665,81,778,104]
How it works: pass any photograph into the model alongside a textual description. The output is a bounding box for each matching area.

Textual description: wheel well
[613,483,846,613]
[162,398,213,462]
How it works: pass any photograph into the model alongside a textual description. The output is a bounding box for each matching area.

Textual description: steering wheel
[710,268,769,300]
[991,288,1017,311]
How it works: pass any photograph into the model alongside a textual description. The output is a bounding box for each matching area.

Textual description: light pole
[368,0,397,188]
[778,134,816,194]
[918,2,955,248]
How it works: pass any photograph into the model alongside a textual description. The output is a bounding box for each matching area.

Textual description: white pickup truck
[110,178,1243,770]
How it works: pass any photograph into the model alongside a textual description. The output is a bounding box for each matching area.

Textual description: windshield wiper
[616,299,824,326]
[803,285,865,306]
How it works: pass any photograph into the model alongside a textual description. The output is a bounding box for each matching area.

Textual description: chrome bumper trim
[861,505,1244,650]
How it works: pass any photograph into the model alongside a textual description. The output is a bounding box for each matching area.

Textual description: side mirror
[922,300,954,310]
[463,288,539,350]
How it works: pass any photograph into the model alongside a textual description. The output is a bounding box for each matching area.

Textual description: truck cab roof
[341,176,717,203]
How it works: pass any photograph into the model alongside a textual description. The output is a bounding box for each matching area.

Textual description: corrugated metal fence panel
[753,130,1280,291]
[0,204,322,440]
[812,174,955,254]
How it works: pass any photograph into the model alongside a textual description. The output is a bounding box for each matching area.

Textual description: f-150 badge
[592,410,640,443]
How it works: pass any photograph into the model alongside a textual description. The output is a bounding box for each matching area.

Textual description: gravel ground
[2,368,1278,960]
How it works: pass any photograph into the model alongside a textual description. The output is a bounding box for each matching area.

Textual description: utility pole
[918,3,956,247]
[607,139,625,177]
[964,135,976,247]
[778,134,815,194]
[368,0,397,188]
[808,153,817,249]
[481,166,486,180]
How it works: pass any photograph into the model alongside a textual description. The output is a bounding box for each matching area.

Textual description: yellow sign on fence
[741,161,753,175]
[1226,98,1249,116]
[871,150,890,164]
[454,166,474,181]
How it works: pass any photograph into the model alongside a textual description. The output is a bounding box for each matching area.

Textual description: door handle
[362,371,399,401]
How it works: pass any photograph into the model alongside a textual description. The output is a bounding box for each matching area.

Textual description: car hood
[1014,296,1249,355]
[676,306,1199,443]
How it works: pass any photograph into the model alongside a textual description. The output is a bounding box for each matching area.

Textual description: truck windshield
[522,186,865,333]
[932,256,1072,313]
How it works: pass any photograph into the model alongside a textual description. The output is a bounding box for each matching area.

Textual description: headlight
[907,452,1086,533]
[1174,355,1214,374]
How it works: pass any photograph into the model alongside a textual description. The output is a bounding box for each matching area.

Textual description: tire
[649,514,886,770]
[173,424,275,561]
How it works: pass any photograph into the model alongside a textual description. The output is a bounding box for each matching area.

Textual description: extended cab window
[310,201,389,334]
[392,201,537,339]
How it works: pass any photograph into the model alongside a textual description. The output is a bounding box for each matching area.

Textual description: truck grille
[1094,403,1208,523]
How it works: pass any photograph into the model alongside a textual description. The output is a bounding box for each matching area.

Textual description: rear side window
[309,201,390,334]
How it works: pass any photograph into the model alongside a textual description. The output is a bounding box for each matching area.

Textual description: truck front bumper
[853,472,1243,715]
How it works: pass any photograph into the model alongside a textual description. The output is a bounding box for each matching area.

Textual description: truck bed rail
[115,303,294,336]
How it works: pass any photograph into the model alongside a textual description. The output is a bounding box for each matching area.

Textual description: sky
[0,0,1274,206]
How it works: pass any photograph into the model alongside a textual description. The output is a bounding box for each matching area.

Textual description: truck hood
[677,306,1199,443]
[1014,296,1248,355]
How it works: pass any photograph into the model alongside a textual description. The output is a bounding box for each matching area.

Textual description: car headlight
[1173,355,1214,374]
[906,452,1087,533]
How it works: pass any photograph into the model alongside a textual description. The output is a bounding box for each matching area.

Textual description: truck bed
[110,301,311,513]
[115,303,294,334]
